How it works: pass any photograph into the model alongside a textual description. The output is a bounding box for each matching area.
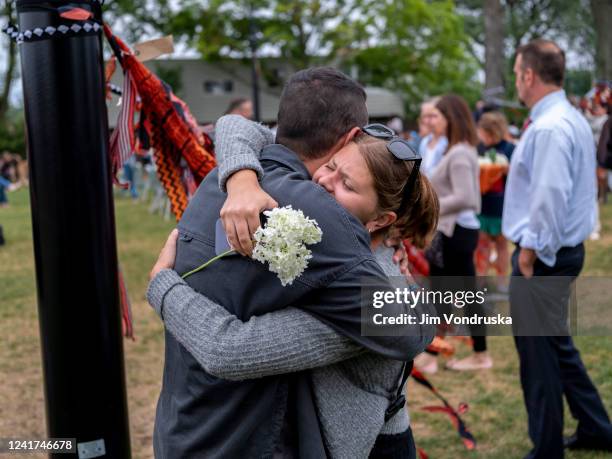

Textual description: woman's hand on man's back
[150,229,179,280]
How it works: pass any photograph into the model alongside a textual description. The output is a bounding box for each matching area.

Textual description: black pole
[17,1,131,458]
[250,50,261,122]
[248,6,261,122]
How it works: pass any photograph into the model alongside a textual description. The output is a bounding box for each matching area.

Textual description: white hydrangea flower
[252,205,323,286]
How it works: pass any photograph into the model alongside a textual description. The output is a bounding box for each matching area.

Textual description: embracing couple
[147,67,438,458]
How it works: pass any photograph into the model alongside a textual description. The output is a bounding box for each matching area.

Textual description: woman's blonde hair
[477,111,509,145]
[354,135,439,248]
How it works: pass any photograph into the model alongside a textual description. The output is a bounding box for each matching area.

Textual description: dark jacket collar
[261,144,312,179]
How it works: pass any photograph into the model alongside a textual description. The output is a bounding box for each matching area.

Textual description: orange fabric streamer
[103,24,216,220]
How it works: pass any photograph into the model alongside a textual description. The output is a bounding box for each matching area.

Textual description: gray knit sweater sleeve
[147,269,364,381]
[214,114,274,192]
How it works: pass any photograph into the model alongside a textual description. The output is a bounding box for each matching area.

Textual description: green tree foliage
[0,0,18,122]
[339,0,480,115]
[0,114,26,157]
[162,0,479,117]
[458,0,594,63]
[565,69,595,97]
[505,0,593,56]
[457,0,595,97]
[590,0,612,80]
[102,0,175,43]
[164,0,351,72]
[0,2,24,155]
[154,64,184,96]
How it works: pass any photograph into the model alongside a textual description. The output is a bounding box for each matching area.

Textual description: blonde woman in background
[418,97,448,177]
[475,112,515,284]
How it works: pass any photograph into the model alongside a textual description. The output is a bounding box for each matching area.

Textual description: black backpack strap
[384,360,413,422]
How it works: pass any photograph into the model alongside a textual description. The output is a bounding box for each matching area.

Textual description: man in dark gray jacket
[154,67,426,458]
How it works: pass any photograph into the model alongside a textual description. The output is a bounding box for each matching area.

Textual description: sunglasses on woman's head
[361,124,422,213]
[362,123,396,141]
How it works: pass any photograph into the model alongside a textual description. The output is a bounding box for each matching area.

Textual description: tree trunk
[484,0,505,93]
[591,0,612,79]
[0,1,17,121]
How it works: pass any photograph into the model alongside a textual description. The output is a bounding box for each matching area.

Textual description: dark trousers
[430,225,486,352]
[369,427,416,459]
[510,244,612,459]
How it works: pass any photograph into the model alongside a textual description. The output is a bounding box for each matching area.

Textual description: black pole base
[17,1,131,457]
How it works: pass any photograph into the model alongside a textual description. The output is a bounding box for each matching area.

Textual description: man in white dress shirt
[503,39,612,459]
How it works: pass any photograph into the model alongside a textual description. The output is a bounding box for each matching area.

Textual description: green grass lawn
[1,188,612,458]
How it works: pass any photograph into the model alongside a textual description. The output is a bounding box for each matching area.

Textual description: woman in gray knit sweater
[148,116,438,458]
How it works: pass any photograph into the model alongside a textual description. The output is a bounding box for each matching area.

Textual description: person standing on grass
[151,68,430,459]
[0,156,15,244]
[503,38,612,458]
[0,176,10,207]
[0,175,18,208]
[417,94,490,373]
[475,112,515,281]
[596,88,612,203]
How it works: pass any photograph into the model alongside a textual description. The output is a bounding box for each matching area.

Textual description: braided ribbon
[103,24,216,220]
[2,20,102,44]
[411,368,477,451]
[102,25,217,339]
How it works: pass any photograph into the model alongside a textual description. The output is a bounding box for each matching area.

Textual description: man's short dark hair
[224,98,250,115]
[517,39,565,87]
[276,67,368,159]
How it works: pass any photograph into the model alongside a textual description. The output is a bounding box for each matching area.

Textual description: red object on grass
[411,368,477,451]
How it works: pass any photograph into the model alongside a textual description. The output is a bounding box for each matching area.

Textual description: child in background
[475,112,515,283]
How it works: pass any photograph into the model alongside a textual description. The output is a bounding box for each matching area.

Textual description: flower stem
[181,249,236,279]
